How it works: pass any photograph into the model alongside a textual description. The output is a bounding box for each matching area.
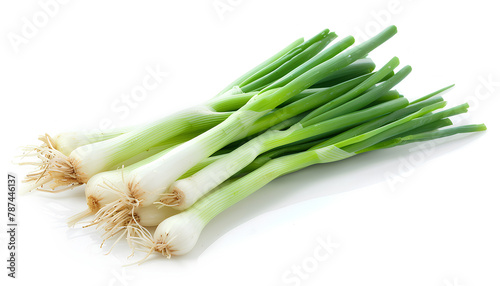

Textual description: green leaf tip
[476,123,487,131]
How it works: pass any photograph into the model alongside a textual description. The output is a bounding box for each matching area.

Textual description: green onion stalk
[21,29,348,194]
[130,103,485,259]
[87,27,400,241]
[76,70,383,239]
[85,72,391,238]
[120,26,399,206]
[164,57,410,210]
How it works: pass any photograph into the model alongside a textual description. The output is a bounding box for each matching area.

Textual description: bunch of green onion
[19,25,486,261]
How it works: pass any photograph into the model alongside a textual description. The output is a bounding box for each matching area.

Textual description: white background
[1,0,499,285]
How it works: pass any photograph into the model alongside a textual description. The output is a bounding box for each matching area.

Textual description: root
[125,225,176,265]
[124,225,156,265]
[67,208,93,227]
[18,134,81,193]
[67,194,102,227]
[84,179,144,252]
[86,195,101,212]
[156,189,182,207]
[153,234,177,258]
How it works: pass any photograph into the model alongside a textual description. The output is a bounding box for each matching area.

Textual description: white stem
[153,211,206,256]
[169,125,301,210]
[26,106,229,192]
[85,170,130,211]
[135,205,179,227]
[52,128,132,156]
[127,109,269,206]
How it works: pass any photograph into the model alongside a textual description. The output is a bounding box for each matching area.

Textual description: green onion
[240,32,339,93]
[22,107,234,192]
[17,26,487,262]
[216,37,305,96]
[360,123,487,152]
[113,26,400,211]
[131,105,485,259]
[165,96,409,210]
[238,29,332,89]
[312,58,376,88]
[260,36,355,92]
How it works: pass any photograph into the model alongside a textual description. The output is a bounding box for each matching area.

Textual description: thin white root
[18,134,80,193]
[84,179,143,253]
[67,208,94,227]
[125,225,156,265]
[156,191,181,208]
[124,224,176,265]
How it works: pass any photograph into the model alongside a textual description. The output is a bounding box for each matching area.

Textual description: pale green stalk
[124,26,400,207]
